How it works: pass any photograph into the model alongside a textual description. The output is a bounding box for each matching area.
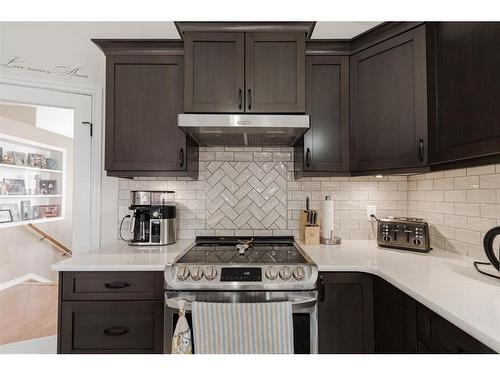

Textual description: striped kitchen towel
[191,302,294,354]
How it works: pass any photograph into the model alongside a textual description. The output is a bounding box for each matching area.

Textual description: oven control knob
[190,266,204,281]
[204,266,218,280]
[383,235,392,242]
[412,238,422,246]
[177,266,190,281]
[293,266,305,281]
[265,266,278,280]
[279,266,292,280]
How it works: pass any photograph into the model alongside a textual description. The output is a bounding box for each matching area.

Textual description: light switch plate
[366,205,377,221]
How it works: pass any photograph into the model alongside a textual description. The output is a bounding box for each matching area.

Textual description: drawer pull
[104,281,130,289]
[103,326,130,336]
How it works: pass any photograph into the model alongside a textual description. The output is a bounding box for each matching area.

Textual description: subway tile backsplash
[408,165,500,261]
[116,147,500,261]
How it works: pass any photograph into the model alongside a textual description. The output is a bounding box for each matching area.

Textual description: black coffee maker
[126,191,176,246]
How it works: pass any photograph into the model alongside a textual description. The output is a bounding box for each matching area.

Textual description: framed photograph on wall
[2,151,14,165]
[27,153,47,169]
[0,209,13,223]
[13,151,27,166]
[33,204,59,219]
[20,200,32,221]
[38,180,57,195]
[46,158,58,170]
[3,178,26,195]
[0,204,20,221]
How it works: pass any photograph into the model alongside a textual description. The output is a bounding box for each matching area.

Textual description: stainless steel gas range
[164,236,319,354]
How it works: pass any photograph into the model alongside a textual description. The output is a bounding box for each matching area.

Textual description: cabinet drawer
[59,301,164,354]
[61,271,164,301]
[417,304,494,353]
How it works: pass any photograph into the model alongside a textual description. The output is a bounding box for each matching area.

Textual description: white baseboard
[0,335,57,354]
[0,273,52,291]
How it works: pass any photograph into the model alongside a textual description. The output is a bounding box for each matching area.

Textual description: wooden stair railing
[27,224,72,256]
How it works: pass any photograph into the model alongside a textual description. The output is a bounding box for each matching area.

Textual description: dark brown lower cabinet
[374,277,418,353]
[58,271,165,354]
[416,304,495,354]
[59,301,164,354]
[318,272,375,353]
[57,271,496,354]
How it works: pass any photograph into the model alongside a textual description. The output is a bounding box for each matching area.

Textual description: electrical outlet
[366,206,377,221]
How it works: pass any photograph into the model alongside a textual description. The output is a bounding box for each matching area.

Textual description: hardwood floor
[0,283,58,345]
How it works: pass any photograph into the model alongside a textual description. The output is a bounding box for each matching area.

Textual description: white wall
[0,22,183,249]
[0,114,72,284]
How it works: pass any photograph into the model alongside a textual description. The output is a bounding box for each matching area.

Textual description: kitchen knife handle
[306,148,311,167]
[238,89,242,110]
[248,89,252,110]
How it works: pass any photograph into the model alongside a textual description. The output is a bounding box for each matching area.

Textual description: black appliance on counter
[475,226,500,280]
[375,216,431,253]
[122,190,177,246]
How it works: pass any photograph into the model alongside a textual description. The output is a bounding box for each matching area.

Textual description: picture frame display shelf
[0,133,66,228]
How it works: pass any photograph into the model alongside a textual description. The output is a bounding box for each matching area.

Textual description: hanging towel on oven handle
[171,300,192,354]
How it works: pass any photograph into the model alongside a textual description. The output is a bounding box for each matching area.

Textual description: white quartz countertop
[297,240,500,353]
[52,240,194,271]
[52,239,500,352]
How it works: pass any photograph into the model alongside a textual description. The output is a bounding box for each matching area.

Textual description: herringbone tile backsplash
[205,161,288,230]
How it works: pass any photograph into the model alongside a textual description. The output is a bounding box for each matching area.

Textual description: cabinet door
[374,277,418,353]
[429,22,500,165]
[416,304,495,354]
[245,32,305,113]
[318,273,375,353]
[350,25,428,173]
[59,301,164,354]
[299,56,349,175]
[105,55,186,172]
[184,32,245,112]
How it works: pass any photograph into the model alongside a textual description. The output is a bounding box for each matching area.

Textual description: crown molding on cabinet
[91,39,184,55]
[174,21,316,39]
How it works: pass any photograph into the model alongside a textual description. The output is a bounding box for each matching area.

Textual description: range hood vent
[178,114,309,146]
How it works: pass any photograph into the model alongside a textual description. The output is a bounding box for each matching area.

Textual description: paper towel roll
[320,196,334,241]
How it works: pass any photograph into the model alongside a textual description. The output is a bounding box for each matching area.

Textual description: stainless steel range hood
[178,114,309,146]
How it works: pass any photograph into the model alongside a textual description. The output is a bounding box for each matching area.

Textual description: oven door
[164,290,318,354]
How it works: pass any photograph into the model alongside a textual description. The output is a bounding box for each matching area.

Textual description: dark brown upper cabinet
[428,22,500,167]
[245,32,305,113]
[184,32,245,113]
[93,40,198,179]
[294,55,349,178]
[183,31,305,113]
[350,25,429,174]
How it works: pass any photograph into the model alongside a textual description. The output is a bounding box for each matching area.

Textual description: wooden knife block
[300,211,320,245]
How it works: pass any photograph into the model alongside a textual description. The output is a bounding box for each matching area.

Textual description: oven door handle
[165,296,317,312]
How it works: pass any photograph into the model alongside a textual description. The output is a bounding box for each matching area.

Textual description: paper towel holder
[320,196,341,245]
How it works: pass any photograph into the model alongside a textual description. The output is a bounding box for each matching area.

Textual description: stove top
[165,236,318,291]
[177,237,308,265]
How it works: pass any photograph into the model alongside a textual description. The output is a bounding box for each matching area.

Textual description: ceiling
[311,22,382,39]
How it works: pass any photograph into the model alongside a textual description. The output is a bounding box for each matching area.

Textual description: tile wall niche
[408,165,500,261]
[117,147,407,242]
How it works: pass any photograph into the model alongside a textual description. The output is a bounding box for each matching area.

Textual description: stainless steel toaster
[376,217,431,253]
